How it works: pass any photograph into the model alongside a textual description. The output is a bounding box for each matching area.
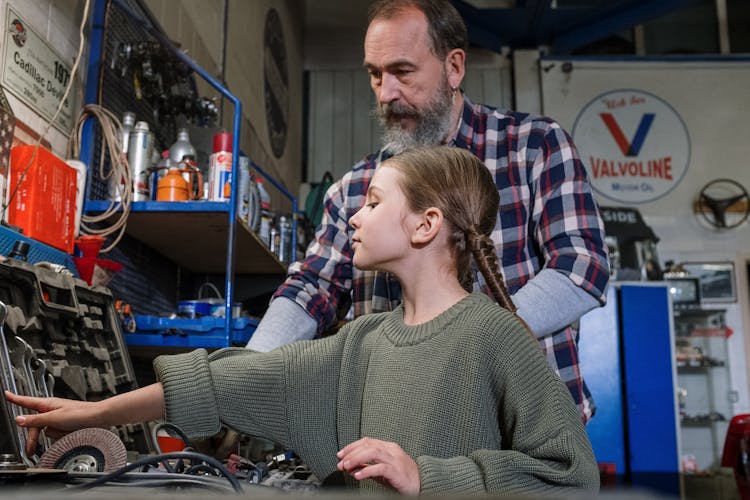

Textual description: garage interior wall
[144,0,304,212]
[0,0,85,157]
[541,58,750,416]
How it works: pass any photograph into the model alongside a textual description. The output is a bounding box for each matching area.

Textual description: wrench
[0,303,35,466]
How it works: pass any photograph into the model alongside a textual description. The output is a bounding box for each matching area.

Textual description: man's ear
[411,207,443,244]
[445,48,465,90]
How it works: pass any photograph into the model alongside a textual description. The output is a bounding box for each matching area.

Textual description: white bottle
[66,159,88,237]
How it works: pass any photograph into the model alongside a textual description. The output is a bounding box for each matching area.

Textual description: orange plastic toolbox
[7,145,77,253]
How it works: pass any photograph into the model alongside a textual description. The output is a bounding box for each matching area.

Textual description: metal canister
[269,225,279,255]
[278,215,292,263]
[128,121,154,201]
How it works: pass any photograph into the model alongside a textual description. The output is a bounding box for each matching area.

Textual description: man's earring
[451,86,457,104]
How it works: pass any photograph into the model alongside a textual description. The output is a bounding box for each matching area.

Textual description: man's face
[364,8,455,152]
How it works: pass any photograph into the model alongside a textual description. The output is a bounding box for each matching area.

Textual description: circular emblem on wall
[572,89,691,204]
[9,19,26,47]
[263,8,288,159]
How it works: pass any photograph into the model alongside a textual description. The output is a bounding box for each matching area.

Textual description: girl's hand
[336,437,420,494]
[4,390,103,455]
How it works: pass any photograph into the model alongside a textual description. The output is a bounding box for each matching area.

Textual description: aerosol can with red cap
[208,131,232,201]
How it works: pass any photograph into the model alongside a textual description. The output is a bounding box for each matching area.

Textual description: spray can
[269,225,279,255]
[121,112,135,155]
[208,132,232,201]
[278,215,292,263]
[259,213,272,247]
[109,111,135,200]
[128,121,154,201]
[236,156,251,223]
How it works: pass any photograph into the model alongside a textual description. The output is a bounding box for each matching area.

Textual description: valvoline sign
[572,89,691,204]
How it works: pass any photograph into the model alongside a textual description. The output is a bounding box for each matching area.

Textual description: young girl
[6,146,599,495]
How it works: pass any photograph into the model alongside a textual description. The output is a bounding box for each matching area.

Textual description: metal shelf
[85,201,287,274]
[81,0,297,342]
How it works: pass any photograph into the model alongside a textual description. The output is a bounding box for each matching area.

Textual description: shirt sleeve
[529,123,610,304]
[415,312,600,495]
[273,176,356,334]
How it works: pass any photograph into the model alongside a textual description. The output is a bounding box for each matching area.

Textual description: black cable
[67,451,243,493]
[184,463,220,476]
[150,421,195,453]
[68,476,235,492]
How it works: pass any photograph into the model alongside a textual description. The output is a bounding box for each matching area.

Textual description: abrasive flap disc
[38,428,127,473]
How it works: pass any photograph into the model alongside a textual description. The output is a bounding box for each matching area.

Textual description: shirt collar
[449,93,483,159]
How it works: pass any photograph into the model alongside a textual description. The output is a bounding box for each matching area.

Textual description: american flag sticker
[0,87,16,178]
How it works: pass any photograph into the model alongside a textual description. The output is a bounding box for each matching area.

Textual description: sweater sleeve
[153,338,351,481]
[416,313,600,495]
[153,348,289,443]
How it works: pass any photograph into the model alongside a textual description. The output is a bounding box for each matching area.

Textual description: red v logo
[600,113,655,157]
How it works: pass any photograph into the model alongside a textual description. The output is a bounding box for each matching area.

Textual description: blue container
[127,315,258,348]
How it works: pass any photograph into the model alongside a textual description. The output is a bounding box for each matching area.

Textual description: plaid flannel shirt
[276,95,610,422]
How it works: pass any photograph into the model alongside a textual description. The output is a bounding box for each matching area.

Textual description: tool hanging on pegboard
[110,41,218,131]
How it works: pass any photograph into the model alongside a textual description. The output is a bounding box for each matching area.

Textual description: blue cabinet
[580,283,680,496]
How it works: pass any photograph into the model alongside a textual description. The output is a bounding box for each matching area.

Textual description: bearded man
[247,0,610,423]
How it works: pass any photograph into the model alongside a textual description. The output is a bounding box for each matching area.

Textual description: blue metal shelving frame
[82,0,297,346]
[0,225,78,272]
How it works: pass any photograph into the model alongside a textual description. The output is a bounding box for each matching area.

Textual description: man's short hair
[367,0,468,59]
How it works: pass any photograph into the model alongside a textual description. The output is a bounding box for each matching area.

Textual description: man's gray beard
[375,82,454,155]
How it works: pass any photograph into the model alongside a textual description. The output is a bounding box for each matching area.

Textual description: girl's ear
[411,207,443,245]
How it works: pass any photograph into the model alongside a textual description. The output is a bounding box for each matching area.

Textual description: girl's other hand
[336,436,420,494]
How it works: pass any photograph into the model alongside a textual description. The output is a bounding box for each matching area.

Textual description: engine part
[38,428,127,473]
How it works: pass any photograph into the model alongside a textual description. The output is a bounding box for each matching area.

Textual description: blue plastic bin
[126,315,258,348]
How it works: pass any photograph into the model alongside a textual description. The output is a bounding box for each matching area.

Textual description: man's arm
[246,297,317,351]
[246,159,376,350]
[526,123,610,316]
[512,268,599,337]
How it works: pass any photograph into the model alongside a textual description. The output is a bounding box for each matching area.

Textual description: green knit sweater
[153,293,599,494]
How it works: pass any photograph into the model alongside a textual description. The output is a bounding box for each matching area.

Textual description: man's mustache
[379,101,420,120]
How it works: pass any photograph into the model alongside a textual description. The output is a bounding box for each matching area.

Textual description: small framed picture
[681,262,737,303]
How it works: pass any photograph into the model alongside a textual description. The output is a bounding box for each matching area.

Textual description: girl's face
[349,166,420,272]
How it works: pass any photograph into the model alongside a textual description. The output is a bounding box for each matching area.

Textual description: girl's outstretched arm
[5,383,165,455]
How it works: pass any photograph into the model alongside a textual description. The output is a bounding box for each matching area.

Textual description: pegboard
[84,0,207,316]
[89,0,202,200]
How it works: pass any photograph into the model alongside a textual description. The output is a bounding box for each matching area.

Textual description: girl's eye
[367,202,378,209]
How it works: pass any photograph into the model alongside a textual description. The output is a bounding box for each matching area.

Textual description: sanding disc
[38,428,127,473]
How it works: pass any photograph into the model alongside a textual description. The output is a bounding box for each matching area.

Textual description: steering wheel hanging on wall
[695,178,750,229]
